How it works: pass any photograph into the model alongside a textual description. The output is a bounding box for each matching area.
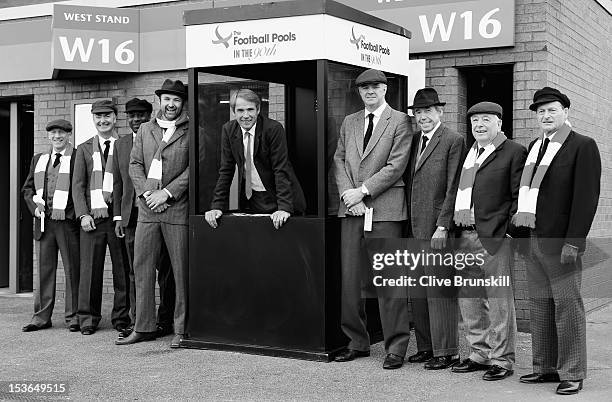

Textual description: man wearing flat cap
[72,100,131,335]
[403,87,465,369]
[21,119,80,332]
[333,68,412,369]
[112,98,175,340]
[451,102,526,381]
[513,87,601,395]
[118,79,189,348]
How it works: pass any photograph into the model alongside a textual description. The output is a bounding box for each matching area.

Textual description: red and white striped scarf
[33,144,73,220]
[90,136,115,219]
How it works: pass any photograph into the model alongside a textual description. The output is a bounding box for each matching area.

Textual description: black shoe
[334,349,370,362]
[483,365,514,381]
[81,326,96,335]
[68,324,80,332]
[156,324,174,337]
[383,354,404,370]
[452,358,491,373]
[115,331,156,345]
[407,351,433,363]
[424,355,460,370]
[519,372,561,383]
[117,324,134,339]
[170,334,184,348]
[115,323,129,333]
[556,380,583,395]
[22,322,51,332]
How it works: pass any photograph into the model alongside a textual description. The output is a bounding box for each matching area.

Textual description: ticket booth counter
[184,0,411,361]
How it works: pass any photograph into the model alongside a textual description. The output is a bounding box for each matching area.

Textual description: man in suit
[72,100,131,335]
[404,87,465,369]
[117,79,189,348]
[113,98,175,339]
[205,89,305,229]
[514,87,601,395]
[450,102,526,381]
[332,69,412,369]
[21,119,80,332]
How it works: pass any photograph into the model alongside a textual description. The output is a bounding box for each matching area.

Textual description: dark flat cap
[46,119,72,132]
[408,87,446,109]
[467,101,503,118]
[529,86,570,111]
[126,98,153,113]
[355,69,387,86]
[155,79,187,99]
[91,99,117,114]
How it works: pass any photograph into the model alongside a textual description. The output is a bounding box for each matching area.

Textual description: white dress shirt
[241,123,266,192]
[363,101,387,134]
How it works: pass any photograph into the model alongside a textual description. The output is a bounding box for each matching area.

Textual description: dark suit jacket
[72,136,113,219]
[113,134,136,226]
[471,139,527,254]
[22,152,77,240]
[530,130,601,254]
[129,111,190,225]
[210,114,305,214]
[404,124,466,240]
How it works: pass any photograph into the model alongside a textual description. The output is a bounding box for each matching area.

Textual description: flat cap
[467,101,503,119]
[91,99,117,114]
[355,69,387,86]
[529,86,570,111]
[46,119,72,132]
[125,98,153,113]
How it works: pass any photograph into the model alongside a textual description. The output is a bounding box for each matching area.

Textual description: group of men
[332,69,600,396]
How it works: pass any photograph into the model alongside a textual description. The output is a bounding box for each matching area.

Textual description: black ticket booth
[183,0,411,361]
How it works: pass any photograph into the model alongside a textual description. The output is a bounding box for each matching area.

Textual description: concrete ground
[1,293,611,401]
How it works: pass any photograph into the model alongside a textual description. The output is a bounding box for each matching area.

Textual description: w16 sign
[52,5,139,72]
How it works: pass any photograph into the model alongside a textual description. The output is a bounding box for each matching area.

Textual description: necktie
[534,137,550,168]
[53,153,61,168]
[478,147,485,158]
[245,131,253,200]
[363,113,374,152]
[420,136,429,155]
[103,140,111,163]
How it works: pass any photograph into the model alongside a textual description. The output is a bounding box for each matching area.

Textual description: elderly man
[403,87,465,369]
[117,79,189,348]
[21,119,80,332]
[333,69,412,369]
[514,87,601,395]
[72,100,131,336]
[451,102,526,380]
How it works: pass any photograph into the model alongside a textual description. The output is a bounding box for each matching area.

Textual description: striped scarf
[145,118,177,190]
[32,144,73,220]
[90,136,115,219]
[512,123,571,228]
[454,133,507,226]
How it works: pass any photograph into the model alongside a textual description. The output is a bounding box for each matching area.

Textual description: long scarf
[454,133,507,226]
[32,144,74,220]
[512,123,571,228]
[90,136,115,219]
[146,118,177,190]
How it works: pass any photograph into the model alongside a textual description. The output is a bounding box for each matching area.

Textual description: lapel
[353,111,365,159]
[151,123,162,147]
[409,133,421,178]
[415,125,443,172]
[231,122,245,165]
[477,142,501,172]
[362,105,391,160]
[253,115,263,158]
[165,124,186,148]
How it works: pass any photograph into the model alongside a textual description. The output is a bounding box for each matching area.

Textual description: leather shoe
[334,349,370,362]
[519,372,560,383]
[170,334,184,348]
[115,331,156,345]
[407,351,433,363]
[117,324,134,339]
[22,322,51,332]
[115,323,129,333]
[556,380,583,395]
[68,324,80,332]
[424,355,460,370]
[157,324,174,337]
[452,358,490,373]
[383,354,404,370]
[483,365,514,381]
[80,326,96,335]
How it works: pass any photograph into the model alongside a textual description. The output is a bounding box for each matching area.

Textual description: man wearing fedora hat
[72,100,131,336]
[513,87,600,395]
[113,98,175,339]
[403,87,465,369]
[117,79,189,348]
[21,119,80,332]
[333,68,412,369]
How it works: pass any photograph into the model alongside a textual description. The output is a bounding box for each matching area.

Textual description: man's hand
[560,243,579,264]
[348,201,367,216]
[430,227,448,250]
[114,221,125,238]
[81,215,96,232]
[153,203,169,213]
[145,189,169,210]
[270,210,290,229]
[341,188,365,209]
[34,206,43,218]
[205,209,223,228]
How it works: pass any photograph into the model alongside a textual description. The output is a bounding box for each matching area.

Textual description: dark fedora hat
[155,79,187,99]
[408,87,446,109]
[529,86,570,111]
[125,98,153,113]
